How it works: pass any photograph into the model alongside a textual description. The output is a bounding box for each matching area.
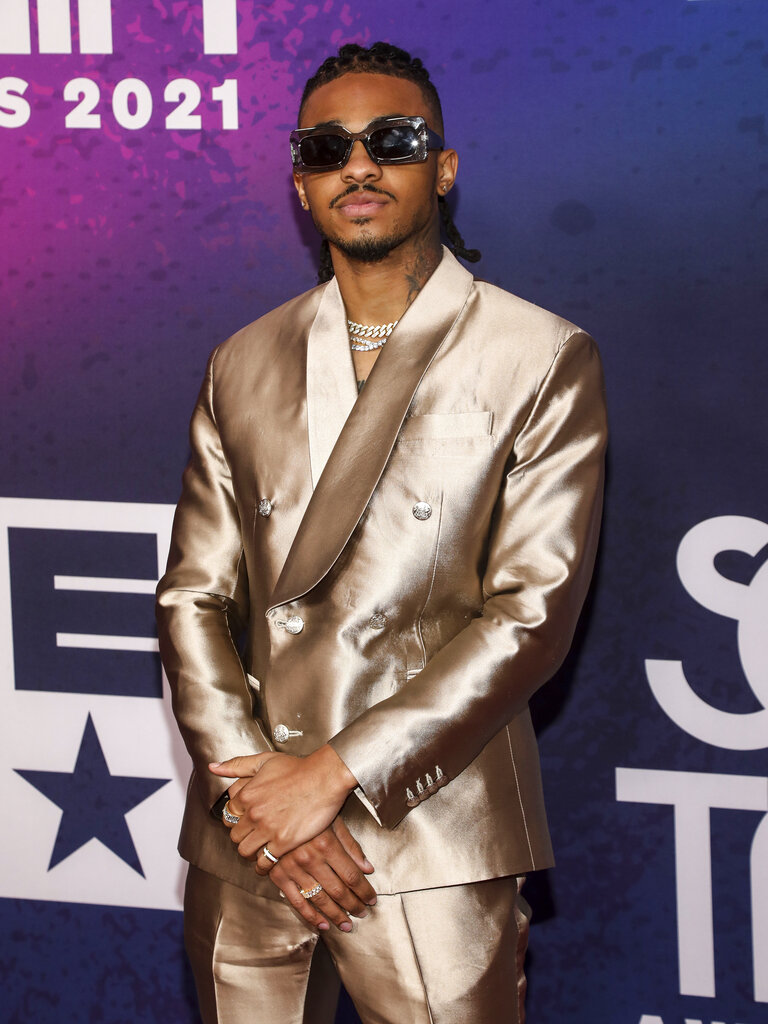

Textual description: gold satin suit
[156,248,607,1020]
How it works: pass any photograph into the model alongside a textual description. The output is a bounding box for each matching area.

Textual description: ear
[293,169,309,210]
[436,147,458,197]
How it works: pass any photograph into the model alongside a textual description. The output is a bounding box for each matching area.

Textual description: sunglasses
[290,116,444,173]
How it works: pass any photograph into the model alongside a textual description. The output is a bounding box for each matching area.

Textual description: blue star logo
[16,714,170,876]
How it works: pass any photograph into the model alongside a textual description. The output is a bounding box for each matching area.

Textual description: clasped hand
[209,746,377,932]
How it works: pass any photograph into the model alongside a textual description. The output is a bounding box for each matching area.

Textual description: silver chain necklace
[347,318,399,352]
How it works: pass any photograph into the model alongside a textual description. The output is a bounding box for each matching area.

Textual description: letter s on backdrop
[0,77,31,128]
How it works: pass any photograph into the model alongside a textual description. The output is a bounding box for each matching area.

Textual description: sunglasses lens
[299,133,350,168]
[369,125,421,161]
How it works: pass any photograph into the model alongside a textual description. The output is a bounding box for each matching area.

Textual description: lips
[340,202,387,218]
[333,191,390,217]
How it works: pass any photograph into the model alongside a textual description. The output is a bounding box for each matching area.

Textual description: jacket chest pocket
[395,410,494,458]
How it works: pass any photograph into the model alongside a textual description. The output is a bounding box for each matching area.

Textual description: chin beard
[322,225,406,264]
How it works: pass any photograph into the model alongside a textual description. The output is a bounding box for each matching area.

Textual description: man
[157,41,606,1024]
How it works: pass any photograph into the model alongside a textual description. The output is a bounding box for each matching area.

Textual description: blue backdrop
[1,2,767,1022]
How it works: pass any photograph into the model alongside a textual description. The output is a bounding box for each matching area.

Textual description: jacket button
[273,723,304,743]
[369,613,387,630]
[284,615,304,634]
[258,498,273,517]
[412,501,432,521]
[272,724,305,741]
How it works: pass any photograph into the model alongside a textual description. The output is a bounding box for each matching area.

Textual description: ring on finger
[299,883,323,900]
[221,801,240,825]
[262,845,279,865]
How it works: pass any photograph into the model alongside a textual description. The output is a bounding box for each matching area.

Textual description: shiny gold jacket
[156,248,607,898]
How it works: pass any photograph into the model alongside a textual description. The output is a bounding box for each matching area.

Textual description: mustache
[329,184,396,209]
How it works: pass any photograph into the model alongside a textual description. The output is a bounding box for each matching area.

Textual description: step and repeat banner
[1,2,766,1022]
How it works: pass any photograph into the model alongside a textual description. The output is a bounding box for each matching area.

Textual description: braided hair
[301,42,481,283]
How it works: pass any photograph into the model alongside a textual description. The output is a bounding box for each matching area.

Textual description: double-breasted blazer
[156,248,607,900]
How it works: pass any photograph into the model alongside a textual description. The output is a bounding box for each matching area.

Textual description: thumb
[208,753,271,778]
[333,816,374,874]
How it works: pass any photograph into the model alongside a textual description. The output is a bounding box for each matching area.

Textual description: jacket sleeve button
[412,501,432,520]
[284,615,304,634]
[369,613,387,630]
[258,498,273,517]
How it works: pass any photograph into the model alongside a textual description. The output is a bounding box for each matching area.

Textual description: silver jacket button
[412,501,432,521]
[284,615,304,635]
[369,613,387,630]
[273,724,304,743]
[258,498,273,517]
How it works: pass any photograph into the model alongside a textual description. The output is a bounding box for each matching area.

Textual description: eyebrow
[303,113,410,130]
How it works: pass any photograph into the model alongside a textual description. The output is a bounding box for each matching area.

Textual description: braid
[318,239,334,284]
[438,195,482,264]
[302,42,482,280]
[300,42,443,133]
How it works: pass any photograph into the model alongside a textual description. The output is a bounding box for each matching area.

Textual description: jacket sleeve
[156,348,272,810]
[329,330,607,829]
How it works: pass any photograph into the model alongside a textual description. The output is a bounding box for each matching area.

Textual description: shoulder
[469,278,591,354]
[210,281,327,374]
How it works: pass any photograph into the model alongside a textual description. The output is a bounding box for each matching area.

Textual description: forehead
[299,73,432,132]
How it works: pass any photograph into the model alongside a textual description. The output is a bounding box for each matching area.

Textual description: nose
[341,139,382,183]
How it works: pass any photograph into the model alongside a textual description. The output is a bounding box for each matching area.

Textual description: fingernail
[355,909,368,919]
[318,922,330,931]
[208,762,221,768]
[366,897,377,906]
[340,921,353,932]
[363,858,374,871]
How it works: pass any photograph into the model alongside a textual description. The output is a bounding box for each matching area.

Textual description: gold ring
[221,801,240,825]
[299,883,323,900]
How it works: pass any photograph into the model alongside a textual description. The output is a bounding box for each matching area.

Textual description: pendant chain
[347,318,399,352]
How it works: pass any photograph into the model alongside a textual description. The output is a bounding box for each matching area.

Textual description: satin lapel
[306,277,359,488]
[269,248,474,611]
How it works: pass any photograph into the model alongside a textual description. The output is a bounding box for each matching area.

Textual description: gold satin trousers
[184,865,531,1024]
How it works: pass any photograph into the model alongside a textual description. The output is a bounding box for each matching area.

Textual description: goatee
[329,231,403,263]
[311,203,406,264]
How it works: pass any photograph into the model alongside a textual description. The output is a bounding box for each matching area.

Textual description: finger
[227,799,268,847]
[207,760,240,779]
[208,753,273,778]
[221,801,243,830]
[290,870,352,933]
[225,780,266,835]
[270,865,337,933]
[223,816,269,862]
[233,819,274,860]
[291,836,373,916]
[312,831,377,906]
[274,876,331,933]
[333,818,375,874]
[252,845,279,876]
[235,831,270,862]
[311,862,369,920]
[223,789,247,820]
[226,778,249,805]
[322,856,377,910]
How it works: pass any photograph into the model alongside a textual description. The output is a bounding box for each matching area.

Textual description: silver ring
[299,883,323,900]
[221,801,240,825]
[262,845,279,865]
